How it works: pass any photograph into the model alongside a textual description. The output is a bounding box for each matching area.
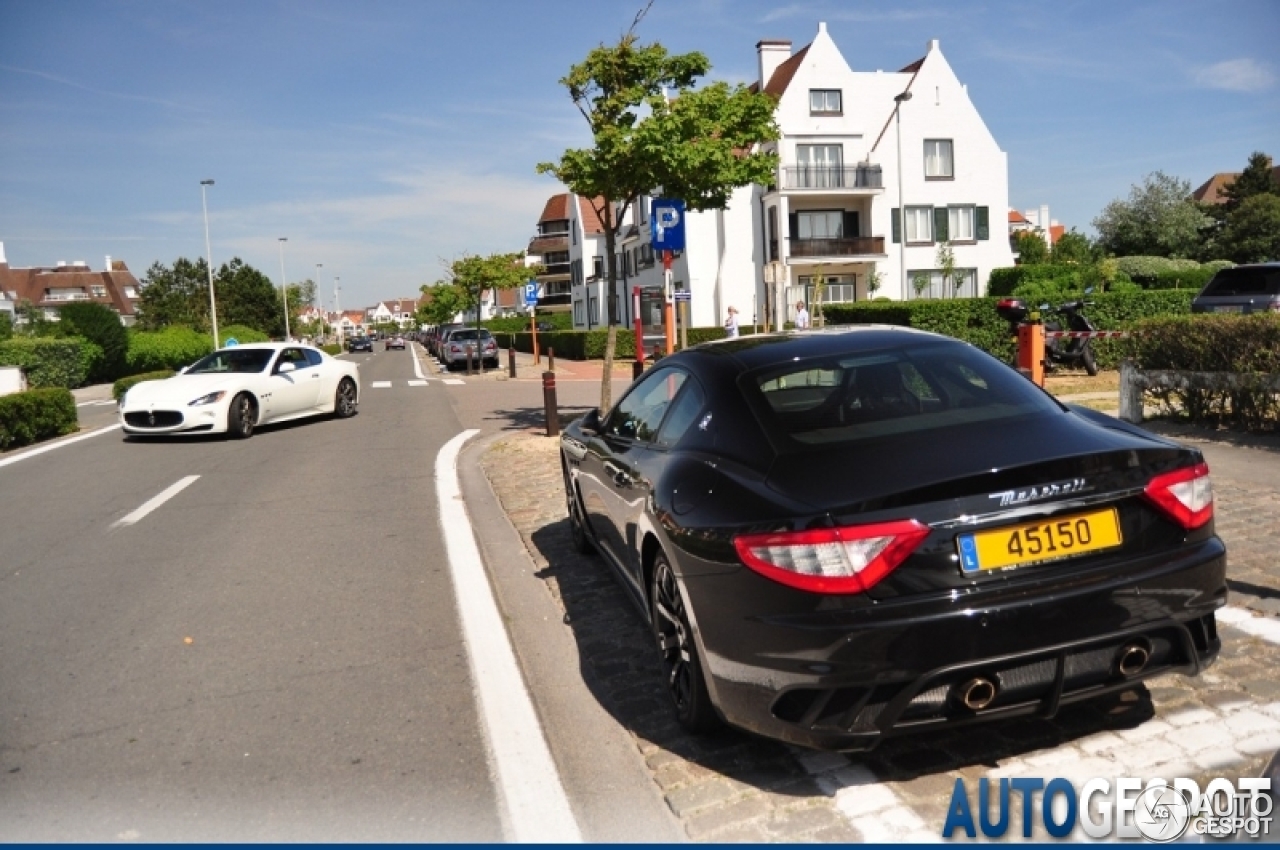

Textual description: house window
[907,268,978,299]
[904,206,933,243]
[798,275,857,304]
[949,206,976,241]
[592,256,604,280]
[796,144,844,188]
[809,89,842,114]
[924,139,953,179]
[797,211,844,240]
[91,285,107,297]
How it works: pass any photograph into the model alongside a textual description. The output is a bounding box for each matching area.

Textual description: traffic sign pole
[663,251,675,355]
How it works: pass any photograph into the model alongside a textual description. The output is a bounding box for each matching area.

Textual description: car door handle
[604,461,631,487]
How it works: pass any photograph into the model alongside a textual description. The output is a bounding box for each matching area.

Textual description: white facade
[558,24,1015,337]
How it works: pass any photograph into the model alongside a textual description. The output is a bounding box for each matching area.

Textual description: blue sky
[1,0,1276,310]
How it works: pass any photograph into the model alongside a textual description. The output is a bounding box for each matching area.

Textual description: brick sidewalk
[478,425,1280,841]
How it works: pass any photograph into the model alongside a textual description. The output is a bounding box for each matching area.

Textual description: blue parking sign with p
[524,282,538,306]
[651,198,685,252]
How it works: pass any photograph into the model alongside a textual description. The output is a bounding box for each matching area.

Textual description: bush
[1120,313,1280,430]
[0,312,12,341]
[320,344,342,356]
[0,388,78,450]
[0,337,93,388]
[987,264,1085,297]
[484,314,573,334]
[218,324,270,346]
[113,370,176,402]
[57,301,129,383]
[126,326,213,372]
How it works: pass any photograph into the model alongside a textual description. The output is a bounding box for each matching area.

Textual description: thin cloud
[1191,58,1275,92]
[0,64,200,112]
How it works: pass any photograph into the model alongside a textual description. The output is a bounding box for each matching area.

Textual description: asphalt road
[0,349,502,841]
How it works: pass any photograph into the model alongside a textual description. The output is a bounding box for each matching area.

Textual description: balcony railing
[781,165,883,190]
[540,262,571,277]
[789,236,886,258]
[44,292,91,302]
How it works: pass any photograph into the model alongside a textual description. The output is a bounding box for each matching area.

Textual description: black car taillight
[733,519,930,594]
[1143,462,1213,529]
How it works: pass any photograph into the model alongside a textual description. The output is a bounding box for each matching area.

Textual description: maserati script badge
[988,478,1089,507]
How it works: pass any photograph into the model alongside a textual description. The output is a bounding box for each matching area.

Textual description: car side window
[605,368,688,443]
[304,349,323,367]
[654,380,706,449]
[278,348,309,372]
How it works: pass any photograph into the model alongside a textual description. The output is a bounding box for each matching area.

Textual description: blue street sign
[673,290,691,302]
[651,198,686,252]
[224,338,239,347]
[523,281,539,306]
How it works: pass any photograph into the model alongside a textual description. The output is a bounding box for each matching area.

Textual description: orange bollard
[1017,321,1046,387]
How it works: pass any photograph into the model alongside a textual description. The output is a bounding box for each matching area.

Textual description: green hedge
[484,314,573,334]
[58,301,130,383]
[0,388,78,450]
[1120,313,1280,431]
[113,370,176,402]
[823,290,1197,369]
[987,264,1085,297]
[320,344,342,356]
[0,338,93,388]
[127,326,213,373]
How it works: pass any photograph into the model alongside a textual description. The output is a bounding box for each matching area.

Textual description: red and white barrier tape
[1044,330,1131,339]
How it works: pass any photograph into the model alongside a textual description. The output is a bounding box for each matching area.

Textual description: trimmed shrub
[320,344,342,355]
[0,338,92,388]
[217,324,270,346]
[484,314,573,334]
[0,388,78,450]
[987,264,1084,297]
[1120,313,1280,430]
[57,301,129,383]
[113,370,176,402]
[126,326,213,372]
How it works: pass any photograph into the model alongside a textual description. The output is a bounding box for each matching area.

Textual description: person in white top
[794,301,811,330]
[724,306,740,338]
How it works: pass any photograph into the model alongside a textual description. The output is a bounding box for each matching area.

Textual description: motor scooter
[1041,298,1098,376]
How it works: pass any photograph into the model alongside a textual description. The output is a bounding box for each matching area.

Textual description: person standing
[795,301,811,330]
[724,305,740,338]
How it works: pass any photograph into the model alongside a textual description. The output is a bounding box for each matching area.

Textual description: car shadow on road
[525,517,1159,799]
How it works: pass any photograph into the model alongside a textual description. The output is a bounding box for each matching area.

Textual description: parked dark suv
[1191,263,1280,314]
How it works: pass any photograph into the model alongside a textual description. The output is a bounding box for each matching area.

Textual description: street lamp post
[315,263,324,339]
[893,91,913,298]
[200,179,219,347]
[277,238,291,341]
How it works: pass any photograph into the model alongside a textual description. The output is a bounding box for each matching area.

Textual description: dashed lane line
[435,430,581,842]
[112,475,201,528]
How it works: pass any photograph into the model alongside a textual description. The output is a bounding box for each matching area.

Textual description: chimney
[0,241,6,265]
[1040,204,1052,248]
[105,255,112,272]
[928,39,940,53]
[756,38,792,91]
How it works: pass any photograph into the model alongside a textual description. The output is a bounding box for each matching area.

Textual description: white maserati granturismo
[119,343,360,439]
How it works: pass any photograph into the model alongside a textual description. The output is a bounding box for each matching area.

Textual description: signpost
[525,280,541,365]
[651,199,686,355]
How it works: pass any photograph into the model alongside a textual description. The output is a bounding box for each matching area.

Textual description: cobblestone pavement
[479,428,1280,842]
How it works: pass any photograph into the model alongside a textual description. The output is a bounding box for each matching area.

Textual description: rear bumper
[684,538,1227,751]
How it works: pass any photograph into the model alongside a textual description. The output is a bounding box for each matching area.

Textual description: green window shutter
[891,208,901,243]
[976,206,990,241]
[933,207,949,242]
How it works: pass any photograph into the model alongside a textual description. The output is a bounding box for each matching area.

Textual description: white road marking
[112,475,200,528]
[442,378,465,385]
[410,342,427,379]
[76,399,117,407]
[0,423,121,470]
[435,430,581,843]
[407,380,428,387]
[1218,605,1280,645]
[371,380,392,388]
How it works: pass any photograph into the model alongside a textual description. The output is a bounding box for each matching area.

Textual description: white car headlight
[189,390,227,407]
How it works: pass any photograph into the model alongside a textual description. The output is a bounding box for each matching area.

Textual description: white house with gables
[546,23,1014,334]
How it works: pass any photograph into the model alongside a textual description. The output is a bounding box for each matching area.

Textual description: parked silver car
[440,328,499,370]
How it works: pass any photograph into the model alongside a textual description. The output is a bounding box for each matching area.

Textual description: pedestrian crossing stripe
[408,380,427,386]
[442,379,465,385]
[371,380,392,388]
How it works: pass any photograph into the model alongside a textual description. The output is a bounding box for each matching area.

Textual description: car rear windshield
[448,329,493,341]
[1200,267,1280,297]
[746,341,1062,447]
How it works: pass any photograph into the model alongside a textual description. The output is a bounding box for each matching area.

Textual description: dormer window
[809,89,842,115]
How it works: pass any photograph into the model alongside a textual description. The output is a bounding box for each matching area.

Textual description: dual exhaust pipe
[951,640,1152,712]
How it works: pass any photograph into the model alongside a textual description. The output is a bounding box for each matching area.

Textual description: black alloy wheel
[650,553,719,733]
[334,378,358,418]
[228,392,256,439]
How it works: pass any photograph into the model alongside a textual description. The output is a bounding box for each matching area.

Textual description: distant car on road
[119,343,359,439]
[536,321,557,332]
[386,336,406,351]
[347,336,373,353]
[1191,263,1280,314]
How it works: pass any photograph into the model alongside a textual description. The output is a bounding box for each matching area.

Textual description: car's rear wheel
[650,553,719,733]
[563,470,593,555]
[228,392,256,439]
[334,378,357,418]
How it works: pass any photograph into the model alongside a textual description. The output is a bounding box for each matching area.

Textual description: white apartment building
[551,23,1015,334]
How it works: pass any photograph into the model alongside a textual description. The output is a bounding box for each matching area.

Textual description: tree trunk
[599,210,620,413]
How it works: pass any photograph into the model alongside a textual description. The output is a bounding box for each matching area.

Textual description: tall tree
[536,6,779,411]
[1049,229,1094,265]
[1216,194,1280,264]
[215,258,286,337]
[417,283,465,327]
[1220,151,1279,213]
[1091,171,1210,259]
[1014,231,1049,264]
[136,258,211,330]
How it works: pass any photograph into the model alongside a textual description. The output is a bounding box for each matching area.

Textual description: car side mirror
[580,408,601,436]
[277,361,296,374]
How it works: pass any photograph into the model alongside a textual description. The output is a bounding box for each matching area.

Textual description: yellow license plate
[957,508,1122,574]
